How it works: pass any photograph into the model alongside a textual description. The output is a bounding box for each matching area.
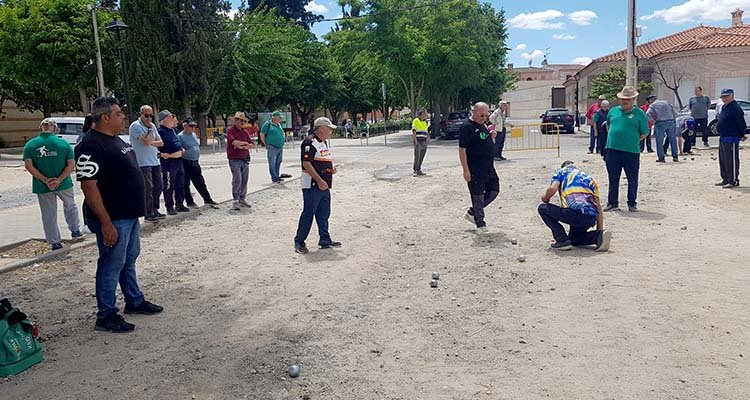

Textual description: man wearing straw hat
[603,86,649,212]
[226,112,254,210]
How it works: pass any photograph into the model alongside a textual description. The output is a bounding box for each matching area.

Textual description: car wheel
[708,120,718,136]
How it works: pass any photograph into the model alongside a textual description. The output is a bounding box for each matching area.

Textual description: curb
[0,173,308,276]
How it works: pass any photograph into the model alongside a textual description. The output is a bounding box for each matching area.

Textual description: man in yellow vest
[412,109,429,176]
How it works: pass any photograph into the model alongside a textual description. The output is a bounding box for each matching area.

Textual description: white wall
[715,77,750,100]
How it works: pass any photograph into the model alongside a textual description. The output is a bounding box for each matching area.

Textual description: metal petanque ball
[430,279,439,288]
[517,255,526,262]
[288,365,301,378]
[431,271,440,280]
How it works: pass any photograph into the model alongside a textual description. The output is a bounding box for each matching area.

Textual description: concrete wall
[0,100,85,147]
[501,80,564,119]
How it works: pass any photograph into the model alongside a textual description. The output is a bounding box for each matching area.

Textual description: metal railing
[504,122,561,157]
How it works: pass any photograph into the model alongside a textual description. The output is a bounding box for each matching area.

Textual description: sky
[230,0,750,67]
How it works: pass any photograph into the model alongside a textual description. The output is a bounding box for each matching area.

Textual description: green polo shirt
[22,131,75,194]
[261,120,286,148]
[606,105,649,154]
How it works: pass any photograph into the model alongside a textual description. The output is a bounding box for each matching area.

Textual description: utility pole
[626,0,638,86]
[382,82,387,146]
[89,4,106,97]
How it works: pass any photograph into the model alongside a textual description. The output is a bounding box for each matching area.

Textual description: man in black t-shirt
[75,97,163,333]
[459,102,500,234]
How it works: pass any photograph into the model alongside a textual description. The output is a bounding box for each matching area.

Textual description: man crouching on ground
[294,117,342,254]
[538,160,611,252]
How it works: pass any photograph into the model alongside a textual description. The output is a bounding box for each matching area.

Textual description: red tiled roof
[661,30,750,53]
[594,26,721,62]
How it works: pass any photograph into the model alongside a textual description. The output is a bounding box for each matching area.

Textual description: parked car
[539,108,575,134]
[50,117,130,145]
[440,111,470,139]
[677,98,750,136]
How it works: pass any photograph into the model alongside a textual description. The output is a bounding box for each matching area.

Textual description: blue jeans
[294,188,332,246]
[605,149,640,207]
[88,218,145,319]
[589,125,598,153]
[654,120,678,160]
[267,145,283,181]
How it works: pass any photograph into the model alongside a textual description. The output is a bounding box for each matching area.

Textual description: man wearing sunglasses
[129,105,165,222]
[459,102,500,234]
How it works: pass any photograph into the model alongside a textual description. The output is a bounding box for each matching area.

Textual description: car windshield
[57,123,82,135]
[448,113,467,120]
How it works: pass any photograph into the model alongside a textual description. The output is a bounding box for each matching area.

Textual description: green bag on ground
[0,299,43,377]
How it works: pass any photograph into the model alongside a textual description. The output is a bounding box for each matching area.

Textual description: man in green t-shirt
[260,111,290,183]
[604,86,650,213]
[22,119,84,250]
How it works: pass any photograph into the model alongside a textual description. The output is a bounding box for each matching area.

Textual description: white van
[49,117,131,145]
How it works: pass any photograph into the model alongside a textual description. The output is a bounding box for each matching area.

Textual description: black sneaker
[205,200,219,206]
[167,209,178,216]
[673,157,679,162]
[319,241,342,249]
[603,204,619,212]
[154,211,167,219]
[186,202,198,208]
[656,159,666,163]
[124,300,164,315]
[715,181,729,186]
[176,205,190,213]
[295,243,309,254]
[95,314,135,333]
[280,173,292,179]
[145,215,160,222]
[550,240,572,250]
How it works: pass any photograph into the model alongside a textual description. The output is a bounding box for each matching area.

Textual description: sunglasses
[143,114,154,118]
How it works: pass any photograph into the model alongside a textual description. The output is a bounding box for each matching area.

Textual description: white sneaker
[595,230,611,252]
[239,199,252,208]
[232,201,241,211]
[412,171,418,177]
[476,226,489,235]
[464,213,475,225]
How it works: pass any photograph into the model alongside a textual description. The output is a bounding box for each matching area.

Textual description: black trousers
[695,118,709,145]
[537,203,598,245]
[182,159,213,205]
[719,141,740,184]
[639,130,653,152]
[161,158,185,210]
[495,128,506,158]
[140,165,163,217]
[605,149,640,207]
[467,173,500,228]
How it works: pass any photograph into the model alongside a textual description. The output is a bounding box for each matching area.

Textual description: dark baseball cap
[183,117,197,126]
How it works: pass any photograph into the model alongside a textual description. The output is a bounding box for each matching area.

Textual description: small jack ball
[517,255,526,262]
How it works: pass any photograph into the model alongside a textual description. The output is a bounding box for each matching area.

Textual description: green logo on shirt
[480,131,489,140]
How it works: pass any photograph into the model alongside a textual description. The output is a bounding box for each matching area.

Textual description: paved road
[0,132,415,247]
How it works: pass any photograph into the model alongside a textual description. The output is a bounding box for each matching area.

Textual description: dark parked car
[440,111,470,139]
[540,108,575,134]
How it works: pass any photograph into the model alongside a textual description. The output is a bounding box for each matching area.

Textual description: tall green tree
[590,66,653,104]
[0,0,118,116]
[247,0,322,28]
[122,0,177,111]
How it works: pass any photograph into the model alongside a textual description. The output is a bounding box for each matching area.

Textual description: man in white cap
[294,117,341,254]
[603,86,649,212]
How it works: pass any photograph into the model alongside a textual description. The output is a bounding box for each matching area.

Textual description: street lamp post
[575,72,581,130]
[105,19,132,121]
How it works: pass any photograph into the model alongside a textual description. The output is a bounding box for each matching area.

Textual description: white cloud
[515,43,528,51]
[305,0,328,14]
[568,10,598,26]
[641,0,750,24]
[509,10,565,30]
[553,33,576,40]
[521,49,545,60]
[572,57,593,65]
[222,9,239,19]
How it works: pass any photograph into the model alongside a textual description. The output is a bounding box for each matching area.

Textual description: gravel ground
[1,141,749,400]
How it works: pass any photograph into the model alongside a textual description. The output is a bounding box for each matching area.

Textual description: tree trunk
[183,97,192,118]
[198,112,209,146]
[79,88,90,114]
[430,99,441,139]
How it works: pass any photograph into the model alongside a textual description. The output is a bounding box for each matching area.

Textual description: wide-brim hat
[233,111,248,121]
[616,85,639,100]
